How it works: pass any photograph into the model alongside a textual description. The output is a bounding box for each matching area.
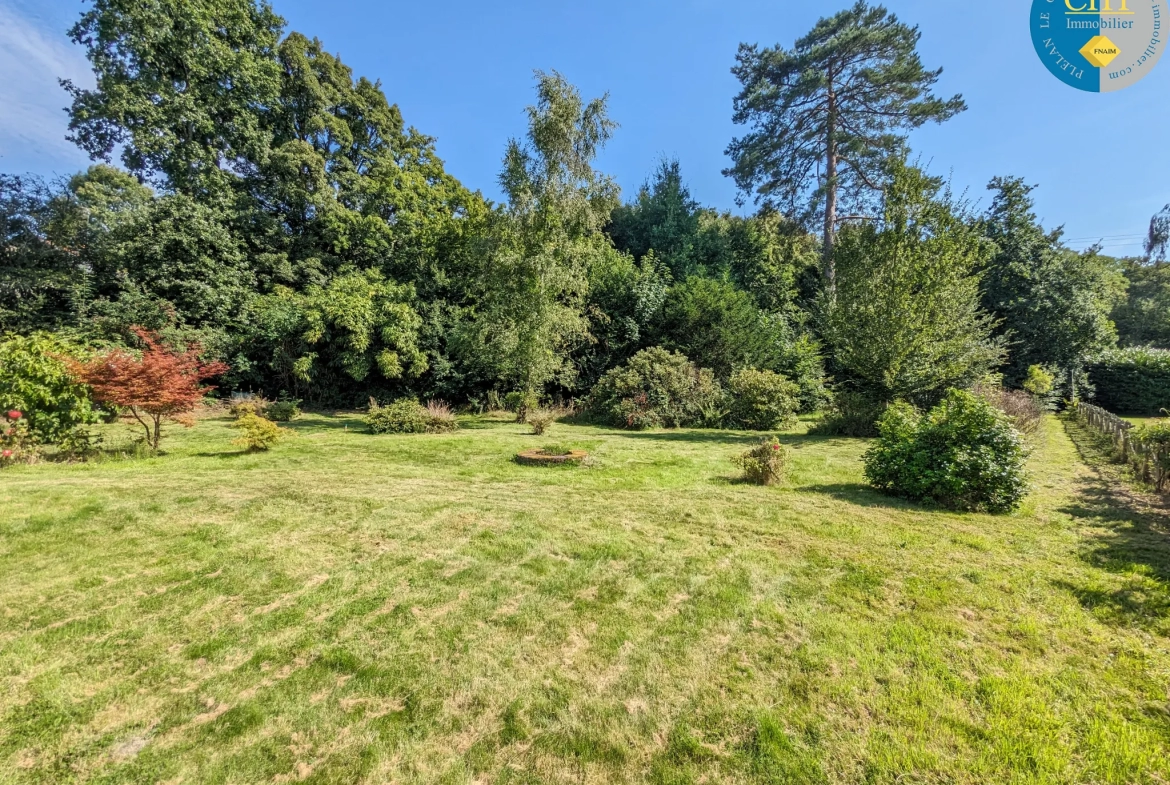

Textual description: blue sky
[2,0,1167,256]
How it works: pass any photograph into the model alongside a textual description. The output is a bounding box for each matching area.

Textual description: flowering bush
[734,436,788,486]
[864,389,1029,513]
[0,333,97,444]
[0,410,37,467]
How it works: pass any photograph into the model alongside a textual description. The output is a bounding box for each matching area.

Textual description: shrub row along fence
[1074,402,1169,492]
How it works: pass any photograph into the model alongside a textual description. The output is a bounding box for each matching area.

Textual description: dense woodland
[2,0,1169,423]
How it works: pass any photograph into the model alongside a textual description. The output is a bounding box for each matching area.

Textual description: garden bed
[514,448,588,466]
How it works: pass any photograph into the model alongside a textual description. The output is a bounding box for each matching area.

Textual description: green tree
[979,177,1124,389]
[242,269,426,404]
[1145,204,1169,266]
[0,176,87,333]
[63,0,284,195]
[100,195,254,329]
[458,71,620,393]
[725,2,965,283]
[1112,258,1170,348]
[821,162,1003,408]
[608,159,700,276]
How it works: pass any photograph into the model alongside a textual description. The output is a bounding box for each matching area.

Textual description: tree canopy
[725,1,965,284]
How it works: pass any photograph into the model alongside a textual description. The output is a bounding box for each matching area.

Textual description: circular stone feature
[514,449,588,466]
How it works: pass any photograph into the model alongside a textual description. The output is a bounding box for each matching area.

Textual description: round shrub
[726,368,800,430]
[733,436,788,486]
[864,389,1029,513]
[230,412,287,452]
[588,347,724,429]
[0,332,97,444]
[265,397,302,422]
[365,398,428,434]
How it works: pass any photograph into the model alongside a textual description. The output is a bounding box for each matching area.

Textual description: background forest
[2,0,1168,427]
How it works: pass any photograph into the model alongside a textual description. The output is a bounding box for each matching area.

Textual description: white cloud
[0,2,93,175]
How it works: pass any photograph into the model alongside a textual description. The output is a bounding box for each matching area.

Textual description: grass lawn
[1,412,1169,784]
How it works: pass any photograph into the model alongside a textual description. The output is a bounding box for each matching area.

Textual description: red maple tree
[68,327,228,450]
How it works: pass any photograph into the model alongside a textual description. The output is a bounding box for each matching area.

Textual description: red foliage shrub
[67,327,227,450]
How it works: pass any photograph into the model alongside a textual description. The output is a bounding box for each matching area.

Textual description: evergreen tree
[725,2,965,285]
[979,177,1123,388]
[821,161,1002,408]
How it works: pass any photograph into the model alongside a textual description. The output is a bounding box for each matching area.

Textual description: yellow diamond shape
[1080,35,1121,68]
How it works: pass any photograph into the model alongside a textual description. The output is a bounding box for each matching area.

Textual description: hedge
[1088,347,1170,415]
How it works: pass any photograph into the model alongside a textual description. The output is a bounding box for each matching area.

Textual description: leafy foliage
[67,327,227,449]
[864,390,1029,513]
[980,177,1124,388]
[0,176,88,333]
[820,162,1003,417]
[365,398,429,434]
[588,347,723,429]
[725,1,965,278]
[265,396,302,422]
[1132,417,1170,492]
[63,0,285,195]
[231,412,287,451]
[0,410,37,467]
[733,436,788,486]
[1088,347,1170,415]
[726,369,800,431]
[0,333,98,444]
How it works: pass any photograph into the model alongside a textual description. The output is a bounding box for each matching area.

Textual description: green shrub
[733,436,788,486]
[1023,365,1055,397]
[265,396,302,422]
[504,391,540,423]
[230,412,287,452]
[423,400,459,433]
[726,369,800,430]
[365,398,429,434]
[813,390,886,437]
[864,389,1029,513]
[1132,417,1170,492]
[0,332,97,444]
[1088,347,1170,414]
[588,347,724,430]
[527,406,569,436]
[0,410,38,467]
[229,396,266,419]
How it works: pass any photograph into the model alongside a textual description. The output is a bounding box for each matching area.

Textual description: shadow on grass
[1058,417,1170,631]
[608,430,771,446]
[799,482,922,510]
[281,415,364,432]
[192,450,256,459]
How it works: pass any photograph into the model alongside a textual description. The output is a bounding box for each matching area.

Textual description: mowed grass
[1,413,1169,784]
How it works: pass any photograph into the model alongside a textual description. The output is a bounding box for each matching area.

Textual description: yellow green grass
[1,414,1168,783]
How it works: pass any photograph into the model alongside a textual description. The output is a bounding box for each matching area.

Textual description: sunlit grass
[0,413,1167,783]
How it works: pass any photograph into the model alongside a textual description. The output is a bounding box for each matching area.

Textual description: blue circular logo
[1031,0,1165,91]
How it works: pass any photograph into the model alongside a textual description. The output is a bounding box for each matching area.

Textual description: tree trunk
[822,75,839,291]
[152,414,162,451]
